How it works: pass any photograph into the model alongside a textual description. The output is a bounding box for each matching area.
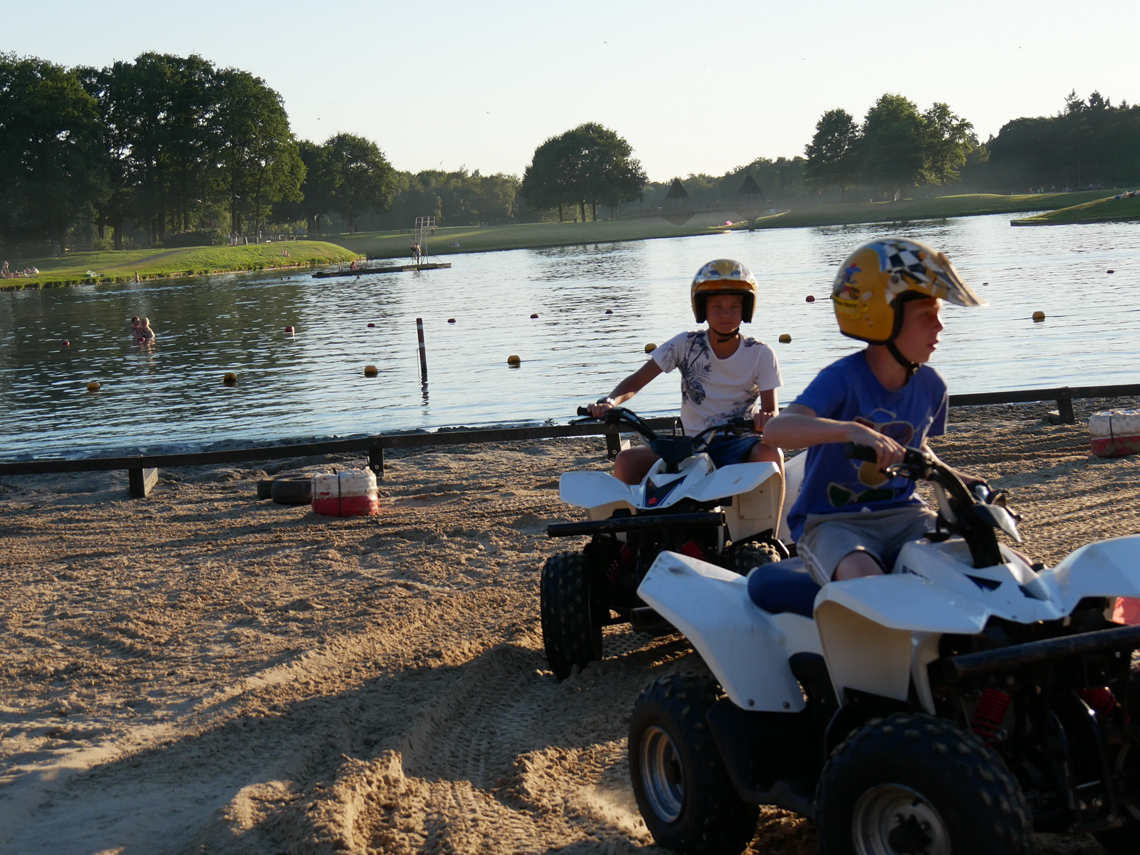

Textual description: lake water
[1,213,1138,460]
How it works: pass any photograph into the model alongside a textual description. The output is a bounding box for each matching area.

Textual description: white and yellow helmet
[691,259,758,324]
[831,239,986,344]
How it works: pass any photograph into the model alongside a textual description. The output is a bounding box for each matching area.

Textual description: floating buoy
[447,318,456,324]
[364,365,378,377]
[530,313,539,319]
[1032,311,1046,322]
[86,381,101,392]
[644,343,657,353]
[223,372,238,386]
[61,340,70,347]
[367,322,376,328]
[1107,269,1115,274]
[507,354,521,365]
[805,295,815,303]
[605,309,613,314]
[285,325,294,334]
[778,334,792,343]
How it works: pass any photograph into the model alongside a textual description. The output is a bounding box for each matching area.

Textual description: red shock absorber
[680,539,706,560]
[971,687,1012,743]
[1077,687,1118,717]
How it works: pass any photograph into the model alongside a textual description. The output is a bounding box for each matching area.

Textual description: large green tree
[861,93,926,198]
[215,67,304,237]
[323,133,396,233]
[521,123,645,221]
[274,139,334,235]
[922,103,975,186]
[95,53,220,246]
[520,132,580,221]
[804,108,860,201]
[326,132,396,231]
[572,123,647,220]
[0,53,108,253]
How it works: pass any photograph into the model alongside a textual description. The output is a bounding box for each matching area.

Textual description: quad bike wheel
[629,673,759,855]
[540,551,604,680]
[815,712,1033,855]
[729,541,782,576]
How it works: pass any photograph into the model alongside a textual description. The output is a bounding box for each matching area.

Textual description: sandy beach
[2,400,1139,855]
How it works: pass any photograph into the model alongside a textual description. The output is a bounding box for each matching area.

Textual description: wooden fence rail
[0,384,1136,499]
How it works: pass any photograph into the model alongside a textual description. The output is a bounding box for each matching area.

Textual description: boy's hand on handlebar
[752,410,776,432]
[845,423,907,471]
[586,399,615,419]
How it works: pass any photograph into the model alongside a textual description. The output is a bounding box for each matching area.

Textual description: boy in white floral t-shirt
[588,258,782,485]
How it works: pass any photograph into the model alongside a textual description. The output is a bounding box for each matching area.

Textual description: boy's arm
[763,403,910,471]
[753,388,779,430]
[587,360,663,417]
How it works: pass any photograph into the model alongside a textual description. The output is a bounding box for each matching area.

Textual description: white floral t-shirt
[652,330,782,435]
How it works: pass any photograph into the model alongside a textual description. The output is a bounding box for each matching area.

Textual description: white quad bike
[540,407,788,681]
[629,442,1140,855]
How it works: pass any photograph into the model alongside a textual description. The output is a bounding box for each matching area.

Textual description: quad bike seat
[746,557,820,618]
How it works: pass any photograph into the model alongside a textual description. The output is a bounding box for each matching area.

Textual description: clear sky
[5,0,1137,182]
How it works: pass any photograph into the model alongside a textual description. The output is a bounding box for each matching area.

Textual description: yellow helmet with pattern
[691,259,758,324]
[831,239,986,345]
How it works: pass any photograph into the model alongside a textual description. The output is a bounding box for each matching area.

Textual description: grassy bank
[2,189,1123,287]
[1011,191,1140,226]
[749,189,1120,230]
[0,241,358,290]
[324,189,1121,259]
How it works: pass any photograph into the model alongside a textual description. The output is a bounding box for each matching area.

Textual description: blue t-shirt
[786,352,948,540]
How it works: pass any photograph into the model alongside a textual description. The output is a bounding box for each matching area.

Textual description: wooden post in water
[416,318,428,381]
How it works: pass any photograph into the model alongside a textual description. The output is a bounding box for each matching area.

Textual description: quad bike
[540,406,787,680]
[628,442,1140,855]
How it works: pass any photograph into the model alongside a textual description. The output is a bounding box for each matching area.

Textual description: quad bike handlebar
[844,442,1020,568]
[576,407,759,472]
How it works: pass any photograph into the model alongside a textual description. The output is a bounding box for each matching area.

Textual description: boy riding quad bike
[629,443,1140,855]
[540,406,787,680]
[540,257,788,681]
[627,238,1140,854]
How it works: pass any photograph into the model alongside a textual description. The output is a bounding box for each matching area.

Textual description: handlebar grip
[577,407,591,417]
[843,442,878,463]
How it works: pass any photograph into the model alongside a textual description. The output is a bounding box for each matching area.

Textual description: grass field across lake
[0,241,357,290]
[1011,192,1140,226]
[3,189,1130,289]
[327,189,1126,260]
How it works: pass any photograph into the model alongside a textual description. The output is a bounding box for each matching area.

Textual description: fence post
[1057,397,1076,425]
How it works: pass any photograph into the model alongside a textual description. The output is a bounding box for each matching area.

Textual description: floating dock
[312,262,451,279]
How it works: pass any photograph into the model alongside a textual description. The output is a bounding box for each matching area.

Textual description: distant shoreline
[4,189,1131,290]
[0,240,358,291]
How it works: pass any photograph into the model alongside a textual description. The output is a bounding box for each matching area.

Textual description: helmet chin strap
[887,342,920,380]
[712,326,740,343]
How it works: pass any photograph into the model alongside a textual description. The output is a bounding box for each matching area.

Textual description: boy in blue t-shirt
[763,239,987,586]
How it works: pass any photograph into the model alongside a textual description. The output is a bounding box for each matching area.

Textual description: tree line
[0,52,526,253]
[800,91,1140,202]
[2,47,1138,254]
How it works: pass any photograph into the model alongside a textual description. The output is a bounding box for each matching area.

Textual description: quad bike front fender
[1042,534,1140,612]
[559,471,636,520]
[638,551,821,713]
[814,574,994,708]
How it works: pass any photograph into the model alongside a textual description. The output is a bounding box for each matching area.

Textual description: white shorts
[797,505,938,586]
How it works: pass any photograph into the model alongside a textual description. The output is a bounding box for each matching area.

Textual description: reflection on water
[2,213,1139,459]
